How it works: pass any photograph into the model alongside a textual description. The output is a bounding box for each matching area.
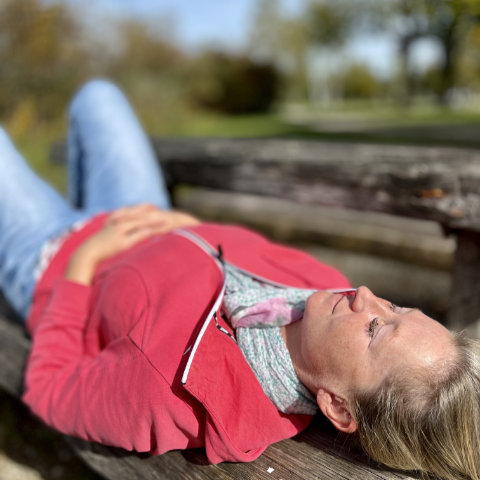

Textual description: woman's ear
[316,388,357,433]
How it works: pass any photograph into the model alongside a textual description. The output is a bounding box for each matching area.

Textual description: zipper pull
[216,244,225,265]
[213,312,236,342]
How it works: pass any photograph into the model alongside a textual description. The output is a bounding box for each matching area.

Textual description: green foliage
[337,64,384,99]
[306,1,355,47]
[2,0,480,148]
[458,23,480,90]
[0,0,88,128]
[108,19,185,76]
[376,0,480,104]
[414,66,444,97]
[188,52,280,114]
[248,0,311,101]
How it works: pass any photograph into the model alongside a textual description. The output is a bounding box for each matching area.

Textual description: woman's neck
[282,320,318,395]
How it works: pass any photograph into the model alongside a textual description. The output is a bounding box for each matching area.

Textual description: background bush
[188,52,280,114]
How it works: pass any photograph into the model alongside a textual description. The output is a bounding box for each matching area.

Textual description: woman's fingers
[71,207,200,270]
[120,223,171,248]
[118,227,155,250]
[106,205,200,238]
[114,215,171,236]
[108,204,159,224]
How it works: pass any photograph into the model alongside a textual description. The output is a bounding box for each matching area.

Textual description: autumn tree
[108,18,183,78]
[0,0,88,128]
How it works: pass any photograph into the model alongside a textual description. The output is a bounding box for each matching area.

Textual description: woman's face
[297,286,454,397]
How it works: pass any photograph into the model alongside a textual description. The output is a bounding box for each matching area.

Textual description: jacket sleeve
[22,279,162,453]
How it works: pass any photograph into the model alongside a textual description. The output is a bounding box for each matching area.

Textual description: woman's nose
[351,286,377,312]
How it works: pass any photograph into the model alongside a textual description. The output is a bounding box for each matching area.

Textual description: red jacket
[23,215,350,463]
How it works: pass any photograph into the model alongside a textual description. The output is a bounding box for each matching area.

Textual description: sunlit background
[1,1,480,478]
[2,0,480,189]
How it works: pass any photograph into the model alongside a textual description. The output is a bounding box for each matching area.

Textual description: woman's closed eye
[367,303,401,345]
[368,318,379,342]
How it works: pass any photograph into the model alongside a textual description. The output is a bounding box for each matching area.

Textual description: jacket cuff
[45,279,91,326]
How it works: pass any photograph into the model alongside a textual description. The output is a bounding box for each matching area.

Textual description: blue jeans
[0,79,171,320]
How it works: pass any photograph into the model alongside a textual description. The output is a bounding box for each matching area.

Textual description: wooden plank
[447,229,480,331]
[148,138,480,231]
[174,188,454,271]
[0,311,29,397]
[51,137,480,230]
[0,304,418,480]
[65,420,417,480]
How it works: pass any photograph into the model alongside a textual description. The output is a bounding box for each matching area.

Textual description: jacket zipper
[174,229,355,384]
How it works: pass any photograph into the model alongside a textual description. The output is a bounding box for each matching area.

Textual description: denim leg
[0,129,83,319]
[67,79,171,215]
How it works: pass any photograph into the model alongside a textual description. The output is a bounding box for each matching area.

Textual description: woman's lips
[331,290,355,313]
[332,293,344,313]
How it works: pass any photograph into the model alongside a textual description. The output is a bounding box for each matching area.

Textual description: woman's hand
[65,204,200,285]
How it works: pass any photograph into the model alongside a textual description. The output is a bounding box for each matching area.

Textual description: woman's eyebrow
[394,306,420,315]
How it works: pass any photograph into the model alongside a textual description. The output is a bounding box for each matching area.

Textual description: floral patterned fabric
[222,264,318,415]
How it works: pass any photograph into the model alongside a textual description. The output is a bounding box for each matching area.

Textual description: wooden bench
[3,137,480,479]
[151,138,480,332]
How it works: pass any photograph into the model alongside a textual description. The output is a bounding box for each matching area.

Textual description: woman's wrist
[65,245,99,286]
[172,211,201,228]
[64,207,201,286]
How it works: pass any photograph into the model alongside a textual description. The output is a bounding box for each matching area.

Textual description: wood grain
[448,230,480,331]
[150,138,480,231]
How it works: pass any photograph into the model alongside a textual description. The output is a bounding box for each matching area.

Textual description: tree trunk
[436,14,459,105]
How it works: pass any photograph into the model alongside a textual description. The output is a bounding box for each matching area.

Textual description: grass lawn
[284,96,480,121]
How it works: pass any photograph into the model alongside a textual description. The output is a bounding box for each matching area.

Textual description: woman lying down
[1,80,478,480]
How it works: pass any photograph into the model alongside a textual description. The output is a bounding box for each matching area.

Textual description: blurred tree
[110,19,183,76]
[188,51,279,114]
[0,0,88,130]
[423,0,480,104]
[279,17,310,100]
[392,0,430,105]
[247,0,480,107]
[414,64,443,99]
[372,0,480,105]
[458,22,480,92]
[306,0,355,46]
[305,0,357,104]
[248,0,283,62]
[104,17,190,127]
[337,63,384,100]
[248,0,305,98]
[248,0,357,102]
[348,0,431,105]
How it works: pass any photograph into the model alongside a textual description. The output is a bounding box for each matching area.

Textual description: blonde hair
[353,332,480,480]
